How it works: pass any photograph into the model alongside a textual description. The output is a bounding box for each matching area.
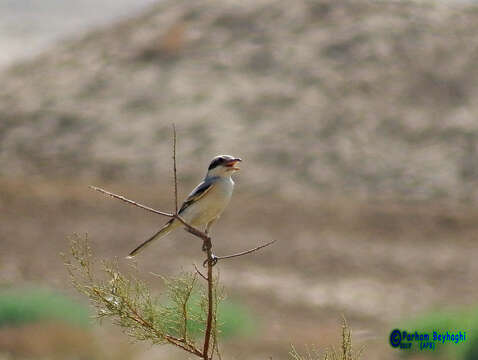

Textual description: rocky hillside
[2,0,478,202]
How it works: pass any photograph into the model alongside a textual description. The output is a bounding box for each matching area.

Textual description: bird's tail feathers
[127,219,179,258]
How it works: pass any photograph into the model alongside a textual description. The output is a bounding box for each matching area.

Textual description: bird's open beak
[225,158,242,171]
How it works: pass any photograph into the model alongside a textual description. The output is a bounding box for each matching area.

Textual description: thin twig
[212,271,222,360]
[179,216,210,241]
[93,287,203,357]
[194,263,208,281]
[89,186,173,217]
[172,124,179,214]
[170,124,212,360]
[215,240,276,261]
[90,185,210,243]
[182,274,196,342]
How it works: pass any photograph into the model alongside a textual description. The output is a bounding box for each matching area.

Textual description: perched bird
[127,155,242,258]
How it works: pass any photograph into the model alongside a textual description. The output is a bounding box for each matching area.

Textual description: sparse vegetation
[290,318,363,360]
[65,234,364,360]
[64,235,222,358]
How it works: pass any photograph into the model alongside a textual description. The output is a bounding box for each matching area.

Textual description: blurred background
[1,0,478,359]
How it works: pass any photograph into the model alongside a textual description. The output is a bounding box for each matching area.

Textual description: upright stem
[203,238,214,360]
[172,124,179,214]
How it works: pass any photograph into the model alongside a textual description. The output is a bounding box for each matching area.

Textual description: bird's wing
[178,180,215,214]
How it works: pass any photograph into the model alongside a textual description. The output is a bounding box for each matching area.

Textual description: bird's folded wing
[178,180,215,214]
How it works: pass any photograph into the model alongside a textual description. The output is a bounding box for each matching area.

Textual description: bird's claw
[203,254,218,267]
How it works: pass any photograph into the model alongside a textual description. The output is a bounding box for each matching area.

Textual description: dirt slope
[1,0,478,201]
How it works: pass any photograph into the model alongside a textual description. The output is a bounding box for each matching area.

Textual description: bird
[127,155,242,258]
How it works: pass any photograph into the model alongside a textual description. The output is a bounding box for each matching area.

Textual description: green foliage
[64,235,203,353]
[399,306,478,360]
[63,234,255,358]
[0,287,90,328]
[290,318,364,360]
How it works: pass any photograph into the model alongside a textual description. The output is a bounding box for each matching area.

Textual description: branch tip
[89,185,173,217]
[215,239,276,262]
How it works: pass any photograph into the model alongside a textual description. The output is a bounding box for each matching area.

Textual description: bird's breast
[183,178,234,226]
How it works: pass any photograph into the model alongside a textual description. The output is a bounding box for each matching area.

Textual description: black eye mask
[208,158,226,170]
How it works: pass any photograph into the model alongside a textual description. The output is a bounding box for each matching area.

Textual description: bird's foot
[203,253,218,267]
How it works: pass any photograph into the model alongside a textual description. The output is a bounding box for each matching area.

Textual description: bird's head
[206,155,242,177]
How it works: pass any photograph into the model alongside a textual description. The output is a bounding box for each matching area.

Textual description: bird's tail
[127,219,180,258]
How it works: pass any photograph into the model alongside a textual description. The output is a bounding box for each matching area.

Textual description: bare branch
[89,185,210,243]
[172,124,179,214]
[89,186,173,217]
[215,240,277,262]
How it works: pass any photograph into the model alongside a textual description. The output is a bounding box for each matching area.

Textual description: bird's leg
[202,219,216,251]
[203,220,218,266]
[205,219,216,236]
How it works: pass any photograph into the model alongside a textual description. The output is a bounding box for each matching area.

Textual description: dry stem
[203,237,214,359]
